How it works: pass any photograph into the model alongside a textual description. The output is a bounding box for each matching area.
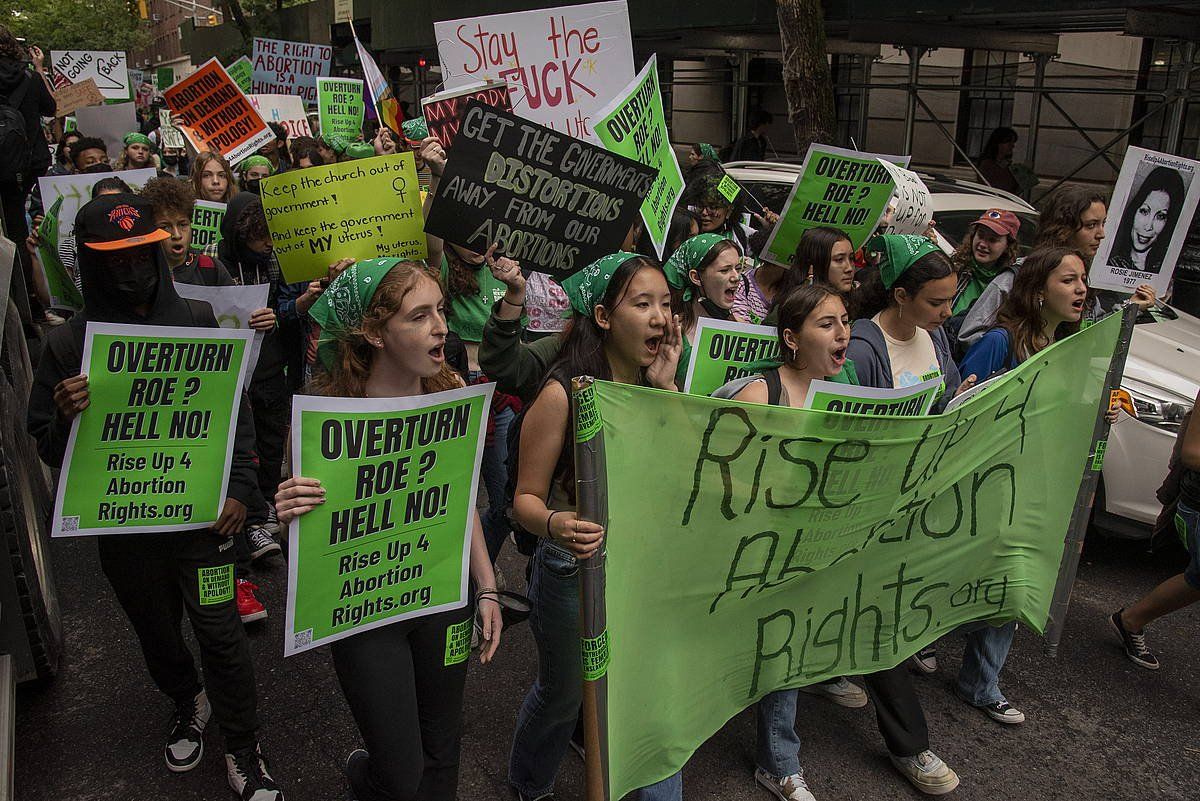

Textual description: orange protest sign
[52,78,105,118]
[163,58,274,165]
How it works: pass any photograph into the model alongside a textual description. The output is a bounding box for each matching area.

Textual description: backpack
[0,74,32,190]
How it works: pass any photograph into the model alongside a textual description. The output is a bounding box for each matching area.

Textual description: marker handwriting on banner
[251,38,332,103]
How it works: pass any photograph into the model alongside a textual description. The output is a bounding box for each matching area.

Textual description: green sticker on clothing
[575,383,603,443]
[920,369,943,382]
[582,629,610,681]
[444,618,472,666]
[1091,439,1107,471]
[198,564,234,605]
[717,174,740,203]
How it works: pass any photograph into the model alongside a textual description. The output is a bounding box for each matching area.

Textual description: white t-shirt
[872,313,940,388]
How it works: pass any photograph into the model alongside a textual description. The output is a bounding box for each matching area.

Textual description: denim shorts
[1177,500,1200,590]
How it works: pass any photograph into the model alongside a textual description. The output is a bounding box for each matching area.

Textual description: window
[831,54,868,149]
[955,50,1018,163]
[1132,39,1200,157]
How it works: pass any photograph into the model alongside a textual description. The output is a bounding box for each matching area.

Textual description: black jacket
[0,59,54,182]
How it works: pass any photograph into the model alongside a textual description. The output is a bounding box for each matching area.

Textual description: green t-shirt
[440,256,509,344]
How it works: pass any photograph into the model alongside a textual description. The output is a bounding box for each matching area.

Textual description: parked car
[722,160,1199,537]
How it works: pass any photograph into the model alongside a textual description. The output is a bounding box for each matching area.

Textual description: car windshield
[741,181,794,215]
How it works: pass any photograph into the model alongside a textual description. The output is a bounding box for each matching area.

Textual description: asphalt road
[15,530,1198,801]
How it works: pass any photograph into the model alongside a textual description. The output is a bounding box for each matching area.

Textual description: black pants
[98,533,259,751]
[331,605,473,801]
[0,186,39,322]
[864,664,929,757]
[249,376,289,508]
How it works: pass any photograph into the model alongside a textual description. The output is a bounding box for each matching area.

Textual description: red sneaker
[236,579,267,623]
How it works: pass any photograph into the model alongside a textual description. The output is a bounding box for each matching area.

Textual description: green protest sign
[284,385,493,655]
[593,54,684,260]
[591,313,1122,799]
[717,174,740,203]
[760,143,907,265]
[36,196,84,311]
[155,67,175,91]
[316,77,365,141]
[805,375,943,416]
[683,318,780,396]
[52,323,254,537]
[190,199,226,254]
[261,153,427,283]
[226,56,253,94]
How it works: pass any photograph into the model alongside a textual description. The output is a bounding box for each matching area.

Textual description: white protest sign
[248,94,313,140]
[74,102,138,161]
[158,109,186,150]
[803,376,943,417]
[173,283,270,381]
[1088,146,1200,296]
[50,51,130,101]
[37,168,157,241]
[878,160,933,236]
[434,0,634,138]
[252,37,332,104]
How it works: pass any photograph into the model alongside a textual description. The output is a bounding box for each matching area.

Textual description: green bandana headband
[557,252,641,317]
[322,134,350,155]
[123,132,154,150]
[239,155,274,175]
[698,142,719,162]
[869,234,941,289]
[308,258,402,368]
[662,233,738,301]
[345,142,376,160]
[402,116,428,141]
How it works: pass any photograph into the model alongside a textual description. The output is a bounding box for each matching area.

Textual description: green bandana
[402,116,428,141]
[662,233,737,301]
[869,234,941,289]
[308,258,401,367]
[322,134,350,155]
[698,142,719,162]
[345,142,376,160]
[239,155,274,175]
[558,252,641,317]
[123,131,155,150]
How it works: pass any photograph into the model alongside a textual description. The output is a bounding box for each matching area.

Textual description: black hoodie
[0,58,54,181]
[27,224,260,548]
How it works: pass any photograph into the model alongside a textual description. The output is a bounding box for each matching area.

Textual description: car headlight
[1124,386,1189,430]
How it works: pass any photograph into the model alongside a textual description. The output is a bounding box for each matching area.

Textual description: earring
[1038,297,1044,308]
[898,304,903,322]
[790,346,797,362]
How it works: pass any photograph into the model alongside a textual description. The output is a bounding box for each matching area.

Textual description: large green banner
[594,313,1121,799]
[316,77,365,141]
[52,323,255,537]
[682,317,780,396]
[285,385,493,655]
[593,54,684,259]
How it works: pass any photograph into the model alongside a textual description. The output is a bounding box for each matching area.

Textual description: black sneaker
[246,525,282,562]
[164,689,211,772]
[344,749,368,801]
[1110,609,1160,670]
[226,744,284,800]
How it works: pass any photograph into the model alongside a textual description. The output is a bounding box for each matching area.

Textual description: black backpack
[0,74,32,190]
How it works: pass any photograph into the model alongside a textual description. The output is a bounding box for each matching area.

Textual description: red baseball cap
[76,193,171,251]
[973,208,1021,239]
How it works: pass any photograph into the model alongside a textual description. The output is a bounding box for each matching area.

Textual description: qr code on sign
[60,516,79,533]
[294,629,313,649]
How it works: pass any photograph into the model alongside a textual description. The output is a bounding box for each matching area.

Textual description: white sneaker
[889,750,959,795]
[798,676,868,708]
[226,744,284,800]
[980,700,1026,725]
[754,767,817,801]
[164,689,211,772]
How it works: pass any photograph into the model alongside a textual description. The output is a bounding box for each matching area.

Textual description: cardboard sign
[73,103,138,161]
[334,0,354,24]
[227,56,253,94]
[424,101,654,276]
[316,78,365,141]
[158,109,186,150]
[52,78,105,118]
[1088,146,1200,296]
[434,0,634,138]
[420,82,511,151]
[251,37,332,104]
[50,50,130,100]
[248,94,313,140]
[878,160,933,236]
[165,59,274,166]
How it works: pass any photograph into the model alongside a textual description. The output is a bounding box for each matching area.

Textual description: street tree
[1,0,149,53]
[776,0,836,153]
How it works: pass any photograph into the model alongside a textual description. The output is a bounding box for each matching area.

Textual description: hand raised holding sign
[419,136,447,177]
[485,242,524,293]
[373,127,397,156]
[53,374,90,421]
[248,307,276,331]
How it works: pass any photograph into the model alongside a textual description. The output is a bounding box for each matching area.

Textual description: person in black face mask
[26,193,286,800]
[237,155,273,195]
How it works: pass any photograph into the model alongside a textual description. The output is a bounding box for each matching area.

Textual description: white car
[724,160,1199,538]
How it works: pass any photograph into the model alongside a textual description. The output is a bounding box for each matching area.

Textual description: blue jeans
[956,621,1017,706]
[1178,500,1200,589]
[638,771,682,800]
[756,690,802,778]
[480,405,515,562]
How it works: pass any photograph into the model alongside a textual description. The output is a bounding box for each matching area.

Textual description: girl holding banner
[275,259,502,801]
[191,152,237,203]
[508,253,684,801]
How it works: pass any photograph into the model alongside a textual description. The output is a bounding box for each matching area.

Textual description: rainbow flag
[352,24,402,134]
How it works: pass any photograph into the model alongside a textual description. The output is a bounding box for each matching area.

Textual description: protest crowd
[3,5,1199,801]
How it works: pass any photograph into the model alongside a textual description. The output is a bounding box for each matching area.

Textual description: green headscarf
[308,258,402,368]
[698,142,719,162]
[345,142,376,160]
[239,154,274,175]
[869,234,941,289]
[123,131,155,150]
[402,116,429,141]
[322,134,350,155]
[662,233,738,301]
[557,252,641,317]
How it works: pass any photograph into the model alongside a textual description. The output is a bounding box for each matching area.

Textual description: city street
[15,528,1198,801]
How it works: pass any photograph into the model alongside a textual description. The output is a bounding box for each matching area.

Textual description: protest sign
[334,0,354,24]
[164,59,274,166]
[260,154,426,283]
[190,200,226,254]
[760,144,908,266]
[51,323,254,537]
[155,67,175,91]
[316,78,366,141]
[50,50,130,101]
[37,168,157,243]
[284,383,493,655]
[424,101,654,276]
[591,311,1122,798]
[434,0,634,138]
[158,109,186,150]
[593,54,683,258]
[35,197,84,311]
[174,283,269,379]
[227,56,253,94]
[74,102,137,161]
[804,375,943,416]
[1088,146,1200,296]
[878,160,933,236]
[682,318,779,396]
[252,37,332,104]
[52,78,104,118]
[420,82,511,152]
[248,93,314,139]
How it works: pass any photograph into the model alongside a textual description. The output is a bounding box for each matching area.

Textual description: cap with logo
[75,193,171,252]
[972,208,1021,239]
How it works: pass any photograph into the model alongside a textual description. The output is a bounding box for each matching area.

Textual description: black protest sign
[421,82,512,152]
[424,101,656,276]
